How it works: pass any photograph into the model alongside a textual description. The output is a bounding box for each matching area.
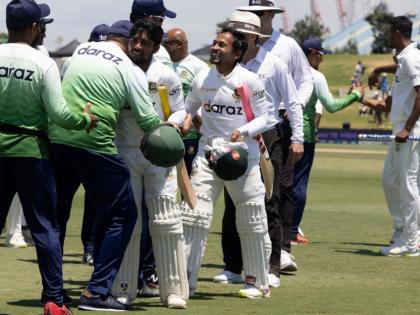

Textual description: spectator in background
[354,60,364,84]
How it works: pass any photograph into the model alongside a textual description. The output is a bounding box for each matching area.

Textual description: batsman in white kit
[182,26,273,299]
[111,20,189,309]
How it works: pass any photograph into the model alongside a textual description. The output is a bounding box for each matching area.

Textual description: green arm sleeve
[316,73,362,113]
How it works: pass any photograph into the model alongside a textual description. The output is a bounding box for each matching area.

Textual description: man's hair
[220,26,248,63]
[130,20,163,46]
[390,16,412,39]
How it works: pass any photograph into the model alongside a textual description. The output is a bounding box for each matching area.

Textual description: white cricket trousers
[382,126,420,249]
[7,194,24,235]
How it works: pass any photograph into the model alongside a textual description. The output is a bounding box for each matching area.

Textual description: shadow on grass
[63,279,88,287]
[63,253,83,258]
[340,242,388,247]
[334,249,383,256]
[17,258,84,265]
[201,263,224,269]
[209,231,221,236]
[190,291,238,300]
[8,299,39,308]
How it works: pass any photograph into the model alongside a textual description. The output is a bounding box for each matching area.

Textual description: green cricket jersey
[173,54,208,140]
[49,41,160,155]
[304,67,361,143]
[0,43,90,159]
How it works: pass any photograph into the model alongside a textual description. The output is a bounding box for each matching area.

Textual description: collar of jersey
[217,63,240,80]
[396,42,418,61]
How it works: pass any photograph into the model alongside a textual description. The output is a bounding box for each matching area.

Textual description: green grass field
[2,143,420,315]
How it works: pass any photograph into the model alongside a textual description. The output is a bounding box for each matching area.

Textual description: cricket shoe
[238,285,270,299]
[291,233,309,245]
[267,273,280,288]
[79,290,130,312]
[280,250,298,272]
[380,243,420,257]
[166,294,187,309]
[139,272,159,297]
[213,270,244,284]
[6,233,28,248]
[81,252,94,266]
[43,302,72,315]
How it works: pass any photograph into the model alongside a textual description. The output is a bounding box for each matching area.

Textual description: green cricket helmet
[140,124,185,167]
[204,139,249,181]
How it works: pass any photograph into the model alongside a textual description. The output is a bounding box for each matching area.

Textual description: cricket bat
[237,85,274,199]
[158,85,197,209]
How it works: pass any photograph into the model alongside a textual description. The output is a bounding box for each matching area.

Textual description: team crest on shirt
[253,90,265,99]
[232,88,241,100]
[148,82,158,93]
[180,70,189,79]
[121,282,128,291]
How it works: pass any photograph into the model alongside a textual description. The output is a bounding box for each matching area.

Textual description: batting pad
[111,204,141,304]
[236,202,271,288]
[181,193,213,291]
[148,196,189,303]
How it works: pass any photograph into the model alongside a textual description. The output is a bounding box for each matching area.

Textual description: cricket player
[58,24,110,267]
[368,16,420,257]
[48,20,162,312]
[0,1,98,314]
[292,38,365,244]
[214,11,303,288]
[130,0,176,67]
[182,26,272,299]
[4,9,54,250]
[111,20,189,309]
[164,28,209,175]
[219,0,314,285]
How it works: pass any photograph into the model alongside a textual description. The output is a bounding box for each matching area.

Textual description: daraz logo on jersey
[77,45,123,65]
[203,101,243,116]
[0,66,34,81]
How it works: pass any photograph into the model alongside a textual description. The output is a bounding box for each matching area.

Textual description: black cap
[6,0,50,30]
[107,20,133,39]
[301,38,332,55]
[131,0,176,19]
[89,24,110,42]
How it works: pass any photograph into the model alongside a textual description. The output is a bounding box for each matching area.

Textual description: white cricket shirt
[262,30,314,106]
[186,63,270,158]
[116,59,185,147]
[391,42,420,128]
[244,47,303,143]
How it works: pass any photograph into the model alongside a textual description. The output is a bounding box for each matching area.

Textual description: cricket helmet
[140,124,184,167]
[204,138,249,181]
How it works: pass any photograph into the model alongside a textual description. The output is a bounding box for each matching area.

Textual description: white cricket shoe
[280,250,297,272]
[6,233,27,248]
[213,270,244,284]
[166,294,186,309]
[238,285,270,299]
[380,243,420,257]
[267,273,280,288]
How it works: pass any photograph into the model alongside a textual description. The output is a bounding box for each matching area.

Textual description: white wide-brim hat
[236,0,285,13]
[226,11,270,37]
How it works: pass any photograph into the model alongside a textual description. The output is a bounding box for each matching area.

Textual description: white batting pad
[181,193,213,291]
[111,205,142,304]
[148,195,189,303]
[236,202,271,289]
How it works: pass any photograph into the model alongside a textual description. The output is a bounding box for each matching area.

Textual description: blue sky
[0,0,417,51]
